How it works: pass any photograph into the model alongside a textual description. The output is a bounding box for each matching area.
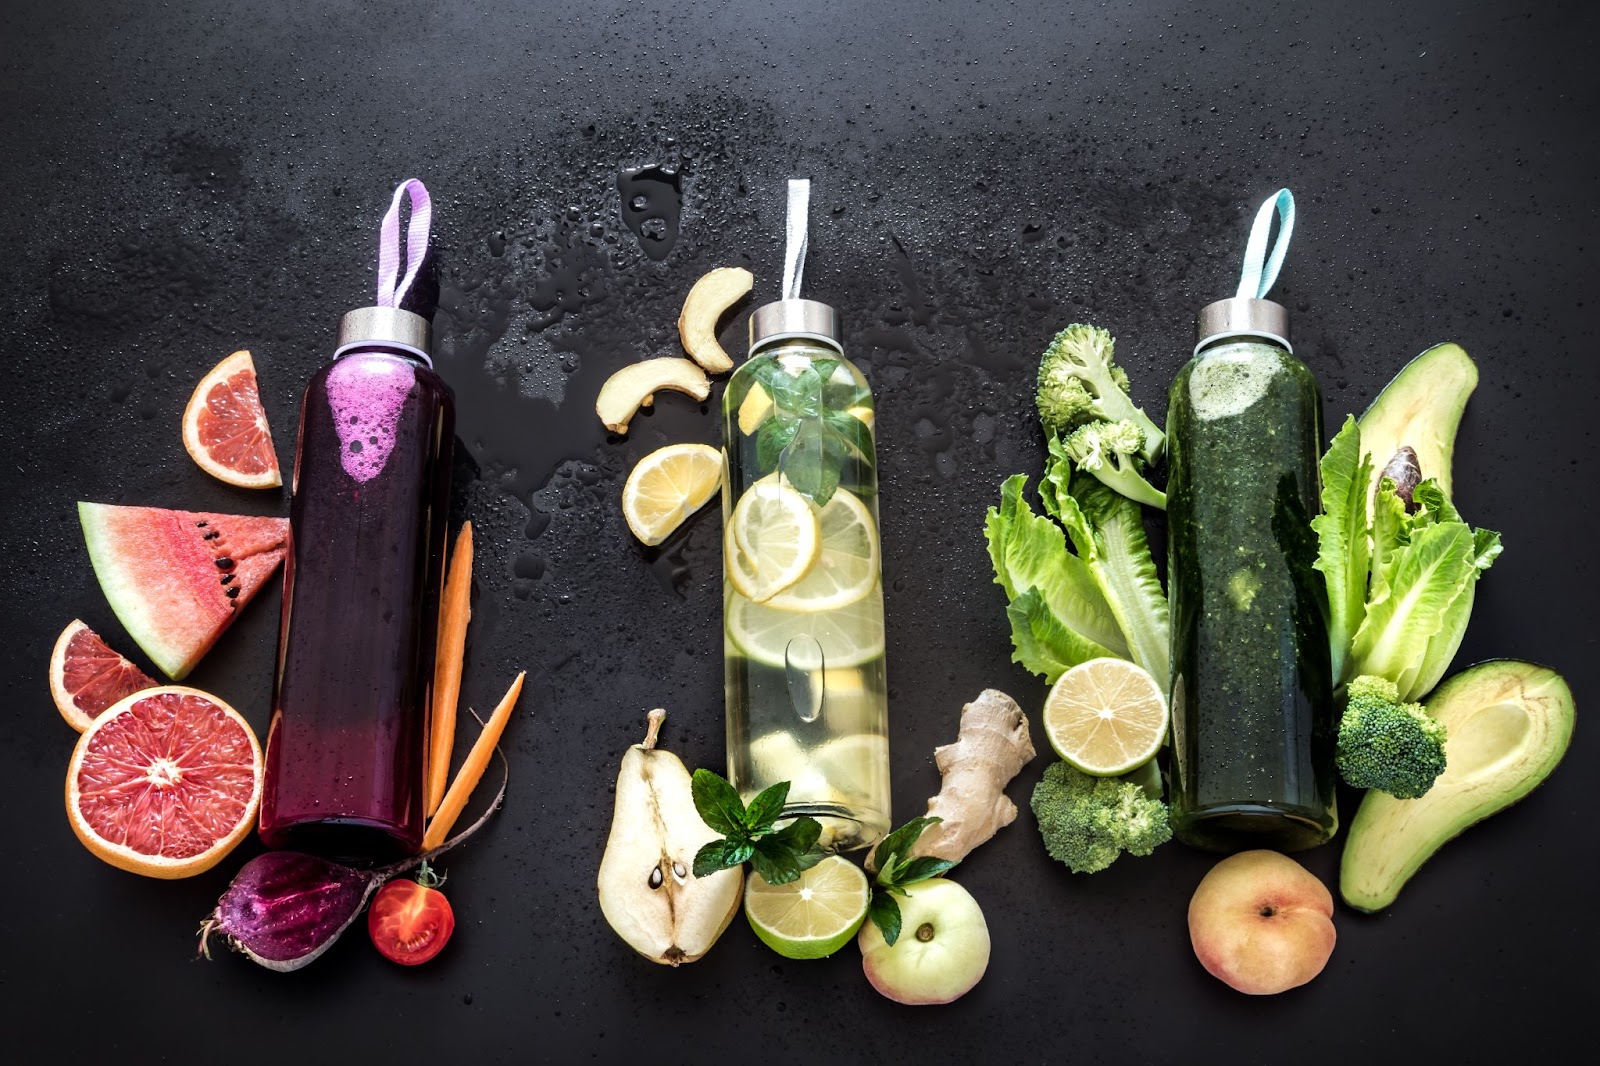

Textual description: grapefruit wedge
[66,685,262,878]
[79,503,289,680]
[49,619,158,732]
[182,349,282,488]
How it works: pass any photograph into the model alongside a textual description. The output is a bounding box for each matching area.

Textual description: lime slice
[744,855,871,960]
[725,478,821,601]
[620,443,723,546]
[764,489,880,613]
[726,589,886,670]
[1042,657,1169,776]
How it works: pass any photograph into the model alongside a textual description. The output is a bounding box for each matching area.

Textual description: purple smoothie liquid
[259,347,454,860]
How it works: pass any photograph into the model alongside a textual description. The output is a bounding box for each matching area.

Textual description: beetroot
[200,769,504,971]
[201,852,381,972]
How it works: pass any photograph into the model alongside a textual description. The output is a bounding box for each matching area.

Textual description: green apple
[858,878,990,1004]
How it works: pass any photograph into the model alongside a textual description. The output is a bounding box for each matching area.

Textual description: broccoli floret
[1337,675,1448,799]
[1030,760,1172,874]
[1060,420,1167,510]
[1035,324,1165,463]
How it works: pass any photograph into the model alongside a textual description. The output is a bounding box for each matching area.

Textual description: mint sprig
[748,358,875,506]
[689,770,827,886]
[867,816,959,945]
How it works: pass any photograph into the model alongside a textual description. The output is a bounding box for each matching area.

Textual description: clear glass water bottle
[721,298,891,854]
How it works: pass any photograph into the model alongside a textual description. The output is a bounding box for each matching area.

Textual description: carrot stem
[422,670,524,852]
[425,521,474,817]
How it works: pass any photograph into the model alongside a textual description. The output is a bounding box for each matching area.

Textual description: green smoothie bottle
[1165,190,1338,852]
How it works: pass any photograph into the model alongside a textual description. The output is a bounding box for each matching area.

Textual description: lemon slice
[737,383,775,435]
[763,489,880,613]
[725,589,886,670]
[620,443,723,546]
[725,478,821,601]
[1042,657,1169,776]
[744,855,871,960]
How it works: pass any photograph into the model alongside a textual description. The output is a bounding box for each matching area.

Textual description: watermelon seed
[226,587,240,599]
[220,574,234,585]
[216,557,235,570]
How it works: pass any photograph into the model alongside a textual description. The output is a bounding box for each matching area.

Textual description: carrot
[425,521,474,817]
[422,670,525,852]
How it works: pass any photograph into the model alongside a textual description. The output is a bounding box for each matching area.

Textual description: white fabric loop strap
[1236,188,1295,300]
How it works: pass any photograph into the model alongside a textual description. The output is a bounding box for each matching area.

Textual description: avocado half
[1339,659,1575,912]
[1357,342,1478,502]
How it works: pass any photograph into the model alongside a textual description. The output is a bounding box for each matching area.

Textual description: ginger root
[882,689,1037,868]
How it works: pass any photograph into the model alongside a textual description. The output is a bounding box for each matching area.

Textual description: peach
[1187,849,1336,995]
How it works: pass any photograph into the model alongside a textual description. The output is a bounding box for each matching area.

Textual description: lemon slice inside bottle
[763,488,880,613]
[725,589,886,670]
[725,478,821,602]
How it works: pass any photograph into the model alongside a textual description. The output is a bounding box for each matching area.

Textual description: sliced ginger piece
[595,357,711,435]
[678,266,753,374]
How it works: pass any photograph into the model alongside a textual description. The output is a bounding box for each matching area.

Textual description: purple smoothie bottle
[259,180,455,860]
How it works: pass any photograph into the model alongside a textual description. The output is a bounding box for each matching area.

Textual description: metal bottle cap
[748,299,842,353]
[1196,296,1291,355]
[334,306,433,363]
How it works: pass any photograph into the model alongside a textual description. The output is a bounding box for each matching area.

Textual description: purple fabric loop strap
[376,178,431,309]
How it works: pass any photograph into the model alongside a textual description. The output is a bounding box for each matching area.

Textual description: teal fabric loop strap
[1236,188,1295,299]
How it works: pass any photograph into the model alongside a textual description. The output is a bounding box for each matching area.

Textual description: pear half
[597,709,743,965]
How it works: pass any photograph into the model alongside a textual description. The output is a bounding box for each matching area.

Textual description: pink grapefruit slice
[49,619,158,732]
[182,349,282,489]
[66,685,263,879]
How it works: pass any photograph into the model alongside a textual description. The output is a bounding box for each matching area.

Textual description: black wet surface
[1,1,1595,1062]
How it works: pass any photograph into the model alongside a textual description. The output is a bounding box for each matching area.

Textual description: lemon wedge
[620,443,723,546]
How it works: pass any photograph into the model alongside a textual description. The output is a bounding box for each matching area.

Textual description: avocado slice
[1340,659,1574,912]
[1357,342,1478,502]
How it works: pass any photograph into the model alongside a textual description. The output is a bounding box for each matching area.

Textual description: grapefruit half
[182,350,282,489]
[66,685,262,879]
[49,619,157,732]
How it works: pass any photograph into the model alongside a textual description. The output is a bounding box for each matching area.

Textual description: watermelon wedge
[78,503,289,680]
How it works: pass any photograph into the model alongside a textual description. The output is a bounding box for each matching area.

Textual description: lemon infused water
[722,300,891,853]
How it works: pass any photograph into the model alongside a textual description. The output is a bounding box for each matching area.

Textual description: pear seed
[672,862,687,879]
[648,865,664,889]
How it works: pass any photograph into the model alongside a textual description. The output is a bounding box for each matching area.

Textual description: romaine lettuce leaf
[986,475,1127,663]
[1311,415,1373,683]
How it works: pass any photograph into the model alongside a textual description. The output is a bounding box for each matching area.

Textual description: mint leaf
[757,418,798,472]
[690,768,747,836]
[866,816,960,943]
[769,366,824,418]
[871,815,942,880]
[867,892,903,946]
[688,771,828,883]
[743,781,791,832]
[897,856,958,884]
[767,814,824,861]
[825,410,874,461]
[693,838,753,878]
[748,841,802,886]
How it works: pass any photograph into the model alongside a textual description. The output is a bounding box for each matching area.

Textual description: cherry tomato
[367,878,455,966]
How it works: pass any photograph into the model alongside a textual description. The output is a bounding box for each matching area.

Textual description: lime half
[1043,657,1168,776]
[744,855,871,960]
